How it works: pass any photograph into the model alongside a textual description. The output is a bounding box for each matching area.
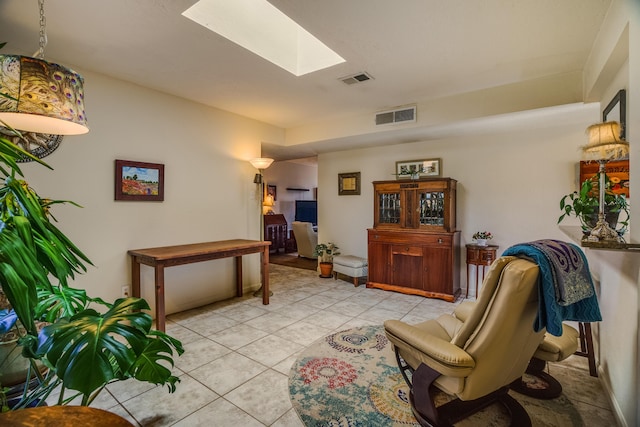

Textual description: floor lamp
[582,122,629,242]
[250,157,274,297]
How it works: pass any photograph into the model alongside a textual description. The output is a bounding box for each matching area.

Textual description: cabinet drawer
[369,231,452,246]
[391,245,423,257]
[421,235,451,246]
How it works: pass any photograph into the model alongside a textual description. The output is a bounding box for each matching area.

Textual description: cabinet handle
[405,247,409,251]
[438,239,443,244]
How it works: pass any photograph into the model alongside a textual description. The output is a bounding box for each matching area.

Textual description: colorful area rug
[288,325,584,426]
[270,253,317,271]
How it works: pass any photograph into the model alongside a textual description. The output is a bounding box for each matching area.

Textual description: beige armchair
[384,256,545,426]
[291,221,318,259]
[454,299,580,399]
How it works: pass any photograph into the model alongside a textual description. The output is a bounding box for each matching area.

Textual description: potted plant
[313,243,340,278]
[472,231,492,246]
[0,113,183,408]
[558,172,629,235]
[0,294,48,403]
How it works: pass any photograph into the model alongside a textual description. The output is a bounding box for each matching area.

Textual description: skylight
[182,0,345,76]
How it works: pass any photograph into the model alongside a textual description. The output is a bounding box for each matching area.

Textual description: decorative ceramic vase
[476,239,488,246]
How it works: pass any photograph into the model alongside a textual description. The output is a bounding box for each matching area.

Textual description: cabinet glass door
[418,191,445,226]
[378,192,401,224]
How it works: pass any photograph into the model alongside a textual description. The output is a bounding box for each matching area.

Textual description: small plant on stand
[558,172,629,236]
[472,231,493,246]
[314,243,340,278]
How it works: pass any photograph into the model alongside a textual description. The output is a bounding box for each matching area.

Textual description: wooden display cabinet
[367,178,460,301]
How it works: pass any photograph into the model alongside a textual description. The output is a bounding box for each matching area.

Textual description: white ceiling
[0,0,611,160]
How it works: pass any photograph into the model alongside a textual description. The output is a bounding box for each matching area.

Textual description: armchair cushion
[384,318,475,377]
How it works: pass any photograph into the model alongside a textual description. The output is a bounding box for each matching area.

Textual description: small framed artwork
[603,89,626,139]
[580,159,629,198]
[395,158,441,179]
[115,159,164,201]
[267,184,277,201]
[338,172,361,196]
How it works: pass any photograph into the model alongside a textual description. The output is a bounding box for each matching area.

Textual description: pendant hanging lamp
[0,0,88,136]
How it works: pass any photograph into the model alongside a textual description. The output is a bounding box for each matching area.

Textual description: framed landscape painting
[115,159,164,201]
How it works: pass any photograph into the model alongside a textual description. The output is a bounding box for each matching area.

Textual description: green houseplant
[558,172,629,235]
[313,243,340,278]
[0,57,183,408]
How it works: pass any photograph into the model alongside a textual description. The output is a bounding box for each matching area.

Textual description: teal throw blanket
[503,239,602,336]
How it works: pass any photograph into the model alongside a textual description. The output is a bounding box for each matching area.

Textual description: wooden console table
[128,239,271,332]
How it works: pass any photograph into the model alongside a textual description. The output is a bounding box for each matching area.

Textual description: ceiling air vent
[375,105,417,125]
[340,72,373,85]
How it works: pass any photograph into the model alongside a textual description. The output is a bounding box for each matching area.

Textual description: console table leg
[262,247,270,305]
[131,259,141,298]
[235,256,243,297]
[154,265,166,332]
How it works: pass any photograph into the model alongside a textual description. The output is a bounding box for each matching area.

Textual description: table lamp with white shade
[581,121,629,242]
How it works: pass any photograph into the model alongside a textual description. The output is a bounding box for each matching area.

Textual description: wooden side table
[465,244,499,298]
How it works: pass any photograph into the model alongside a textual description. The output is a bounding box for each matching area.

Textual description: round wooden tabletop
[0,405,134,426]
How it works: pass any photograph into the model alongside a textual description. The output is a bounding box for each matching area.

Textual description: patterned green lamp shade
[0,55,88,135]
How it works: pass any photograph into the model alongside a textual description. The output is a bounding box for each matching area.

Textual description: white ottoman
[333,255,368,287]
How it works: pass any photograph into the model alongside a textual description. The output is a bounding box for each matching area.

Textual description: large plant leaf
[38,298,182,397]
[2,177,91,286]
[0,228,51,335]
[0,132,50,178]
[129,330,184,392]
[35,286,90,322]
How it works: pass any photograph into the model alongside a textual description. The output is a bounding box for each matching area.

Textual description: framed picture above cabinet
[395,158,441,179]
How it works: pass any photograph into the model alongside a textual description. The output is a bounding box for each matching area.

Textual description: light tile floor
[89,264,615,426]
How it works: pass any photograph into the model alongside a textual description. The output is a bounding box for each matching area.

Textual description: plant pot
[1,339,34,387]
[475,239,487,246]
[319,262,333,278]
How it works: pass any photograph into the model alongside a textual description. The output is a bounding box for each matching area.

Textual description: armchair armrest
[384,320,475,377]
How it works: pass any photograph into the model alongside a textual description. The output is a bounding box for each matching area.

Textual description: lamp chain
[37,0,47,59]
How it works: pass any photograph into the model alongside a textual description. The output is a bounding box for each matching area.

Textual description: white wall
[263,160,317,227]
[21,70,284,317]
[317,103,598,281]
[581,1,639,425]
[314,3,640,424]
